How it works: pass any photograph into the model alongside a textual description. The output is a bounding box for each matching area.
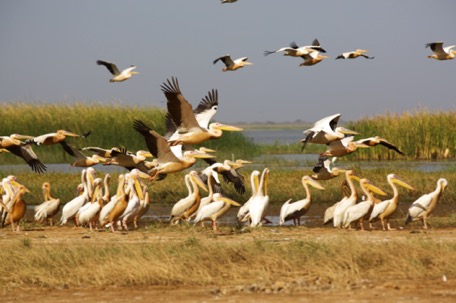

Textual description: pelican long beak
[92,155,107,163]
[61,130,81,137]
[392,176,415,191]
[191,151,216,159]
[216,123,243,132]
[133,176,144,200]
[130,71,140,75]
[198,147,216,153]
[338,127,359,135]
[91,184,100,202]
[0,148,10,153]
[365,182,387,196]
[190,172,208,192]
[219,197,241,207]
[10,134,35,140]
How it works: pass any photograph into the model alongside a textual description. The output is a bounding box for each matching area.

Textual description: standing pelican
[213,55,253,71]
[4,184,29,232]
[162,77,242,146]
[405,178,448,229]
[332,170,360,228]
[323,180,351,225]
[133,119,215,178]
[107,174,128,232]
[0,135,47,173]
[96,60,139,82]
[170,171,207,224]
[279,176,325,226]
[194,193,241,231]
[249,168,270,227]
[426,42,456,60]
[265,39,326,57]
[343,178,387,230]
[237,170,260,223]
[34,182,61,226]
[369,174,415,230]
[336,49,374,60]
[300,113,358,150]
[134,185,150,228]
[119,172,144,230]
[311,156,347,180]
[77,177,103,230]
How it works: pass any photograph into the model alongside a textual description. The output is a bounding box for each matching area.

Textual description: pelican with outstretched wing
[213,55,253,71]
[426,42,456,60]
[96,60,139,82]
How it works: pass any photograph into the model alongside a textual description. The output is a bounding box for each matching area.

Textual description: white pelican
[311,156,347,180]
[107,174,129,232]
[322,136,370,157]
[105,147,152,174]
[82,146,121,158]
[405,178,448,229]
[221,0,238,3]
[323,180,351,225]
[59,141,105,167]
[301,113,358,150]
[426,42,456,60]
[119,172,144,230]
[132,119,215,178]
[355,136,404,155]
[279,176,325,226]
[200,159,251,194]
[170,171,207,224]
[96,60,139,82]
[99,174,123,227]
[369,174,415,230]
[3,184,29,232]
[249,168,270,227]
[237,170,260,223]
[332,170,360,228]
[265,39,327,57]
[34,182,61,226]
[213,55,253,71]
[28,129,91,145]
[299,52,329,66]
[336,49,374,60]
[60,168,94,226]
[0,135,47,173]
[343,178,387,230]
[162,77,242,146]
[194,193,241,232]
[77,177,103,230]
[134,185,150,228]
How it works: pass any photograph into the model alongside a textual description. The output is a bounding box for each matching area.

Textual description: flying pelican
[27,129,91,145]
[82,146,121,158]
[0,135,47,173]
[425,42,456,60]
[332,170,360,228]
[279,176,325,226]
[322,136,371,157]
[343,178,387,230]
[104,147,152,174]
[221,0,238,3]
[369,174,415,230]
[311,155,347,180]
[213,55,253,71]
[170,171,207,224]
[249,168,270,227]
[264,39,327,57]
[405,178,448,229]
[133,119,215,178]
[59,141,105,167]
[355,136,404,155]
[200,159,251,194]
[162,77,242,146]
[336,49,374,60]
[299,52,329,66]
[237,170,260,223]
[34,182,61,226]
[194,193,241,232]
[96,60,139,82]
[300,113,358,150]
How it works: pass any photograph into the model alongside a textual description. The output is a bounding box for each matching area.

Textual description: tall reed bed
[1,233,455,290]
[0,102,258,164]
[346,109,456,160]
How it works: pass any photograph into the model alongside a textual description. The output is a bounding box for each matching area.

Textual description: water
[244,129,303,145]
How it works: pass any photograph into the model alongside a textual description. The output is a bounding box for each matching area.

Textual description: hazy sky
[1,0,455,124]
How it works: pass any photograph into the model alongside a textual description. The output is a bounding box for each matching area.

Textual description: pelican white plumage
[265,39,326,57]
[369,174,415,230]
[194,193,241,231]
[322,136,371,157]
[99,175,123,226]
[59,141,105,167]
[300,113,358,150]
[60,168,94,226]
[213,55,253,71]
[28,129,91,146]
[311,155,347,180]
[96,60,139,82]
[336,49,374,60]
[170,171,207,224]
[249,168,270,227]
[332,170,360,228]
[119,172,144,230]
[279,176,325,226]
[426,42,456,60]
[323,180,351,225]
[237,170,260,223]
[343,178,387,230]
[299,51,329,66]
[3,183,29,232]
[405,178,448,229]
[77,177,103,230]
[0,134,47,173]
[34,182,61,226]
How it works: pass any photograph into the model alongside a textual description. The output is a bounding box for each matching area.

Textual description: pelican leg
[386,221,395,231]
[212,220,218,232]
[359,219,365,231]
[422,216,428,229]
[297,217,301,226]
[380,218,386,231]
